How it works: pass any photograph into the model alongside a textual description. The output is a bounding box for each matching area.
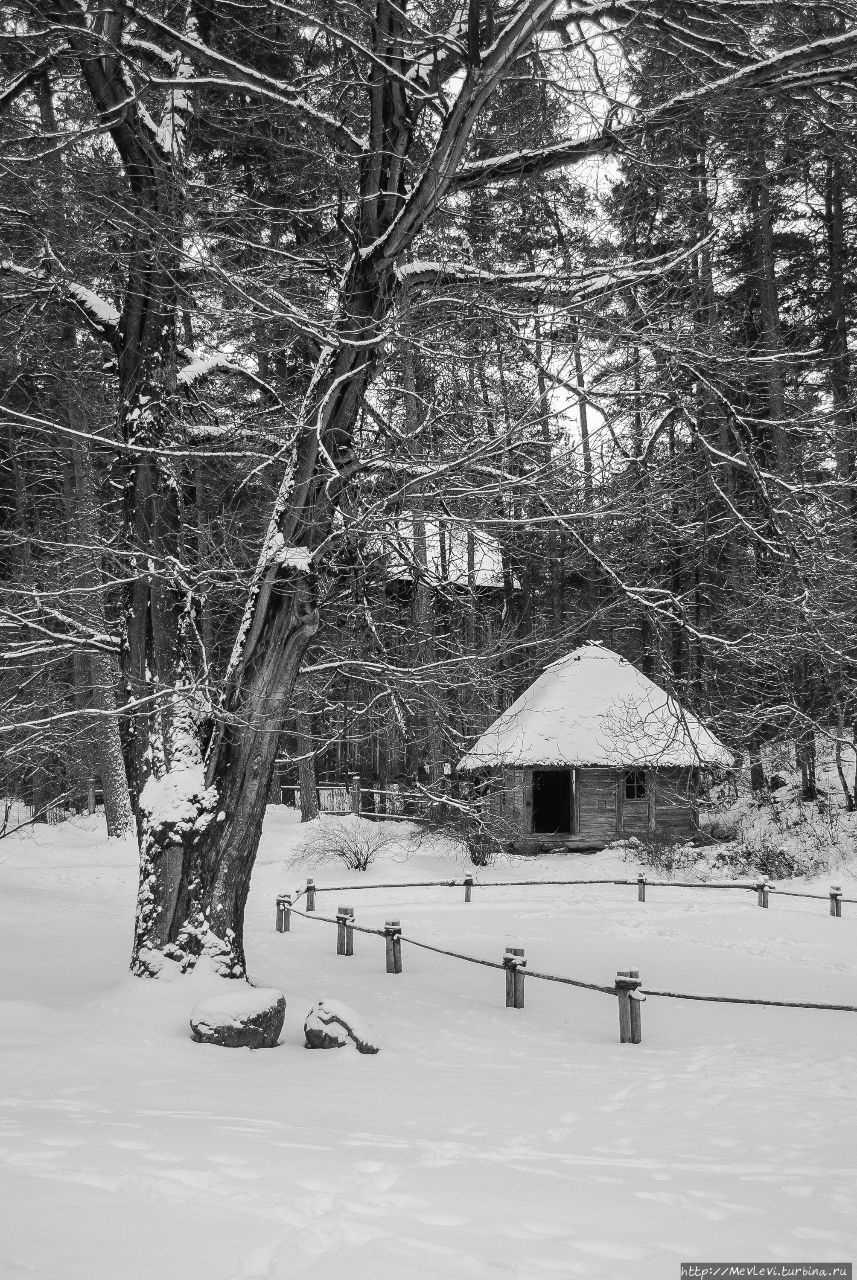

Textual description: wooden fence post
[336,906,349,955]
[350,774,361,815]
[345,908,355,956]
[503,947,526,1008]
[385,920,402,973]
[464,874,474,903]
[87,775,97,815]
[830,885,842,918]
[306,878,316,911]
[637,873,646,903]
[615,969,644,1043]
[276,895,291,933]
[756,880,769,908]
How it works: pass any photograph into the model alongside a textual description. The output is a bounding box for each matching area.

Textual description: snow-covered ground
[2,809,857,1279]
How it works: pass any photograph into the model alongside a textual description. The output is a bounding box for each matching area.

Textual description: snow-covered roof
[458,643,732,770]
[380,515,508,589]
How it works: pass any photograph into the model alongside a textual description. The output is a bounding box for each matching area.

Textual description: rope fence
[274,873,857,1046]
[293,874,857,907]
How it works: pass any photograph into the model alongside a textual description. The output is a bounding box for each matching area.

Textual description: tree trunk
[71,443,134,837]
[748,134,789,474]
[119,0,557,977]
[296,711,319,821]
[823,151,856,557]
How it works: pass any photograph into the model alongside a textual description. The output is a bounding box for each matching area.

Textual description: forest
[3,0,857,976]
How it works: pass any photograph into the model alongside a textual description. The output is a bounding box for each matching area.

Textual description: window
[624,770,647,801]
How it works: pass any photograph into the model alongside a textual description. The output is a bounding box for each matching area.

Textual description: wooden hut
[457,644,731,851]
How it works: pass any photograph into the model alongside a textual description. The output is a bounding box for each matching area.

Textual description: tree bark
[296,711,319,822]
[748,133,789,474]
[71,442,134,837]
[823,151,856,557]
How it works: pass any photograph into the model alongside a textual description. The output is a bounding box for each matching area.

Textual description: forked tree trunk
[118,0,561,978]
[132,558,319,975]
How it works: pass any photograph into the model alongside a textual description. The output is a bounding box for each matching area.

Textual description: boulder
[190,986,285,1049]
[304,999,379,1054]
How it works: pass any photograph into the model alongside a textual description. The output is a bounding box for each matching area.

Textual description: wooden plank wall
[576,769,619,844]
[651,767,697,838]
[496,764,697,847]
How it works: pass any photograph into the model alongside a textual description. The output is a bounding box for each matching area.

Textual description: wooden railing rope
[293,875,857,906]
[276,874,857,1044]
[284,899,857,1013]
[638,988,857,1013]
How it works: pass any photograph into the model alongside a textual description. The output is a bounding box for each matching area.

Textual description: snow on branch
[114,0,365,151]
[454,126,620,188]
[395,236,713,304]
[0,53,60,112]
[65,282,121,331]
[456,23,857,188]
[176,352,282,403]
[395,260,544,289]
[0,259,120,344]
[264,533,313,573]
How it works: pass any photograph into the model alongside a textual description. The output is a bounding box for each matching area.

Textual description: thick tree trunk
[122,0,549,977]
[132,558,319,975]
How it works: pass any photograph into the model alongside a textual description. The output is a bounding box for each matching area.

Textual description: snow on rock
[304,998,379,1054]
[459,642,732,769]
[190,986,286,1049]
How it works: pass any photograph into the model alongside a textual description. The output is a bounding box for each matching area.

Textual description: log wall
[499,765,698,851]
[577,768,620,843]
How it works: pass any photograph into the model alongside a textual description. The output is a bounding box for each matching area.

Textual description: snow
[177,355,249,386]
[191,987,285,1030]
[267,532,312,572]
[304,998,377,1052]
[395,259,499,285]
[1,809,856,1278]
[138,765,215,832]
[65,284,120,328]
[0,262,119,330]
[458,643,732,769]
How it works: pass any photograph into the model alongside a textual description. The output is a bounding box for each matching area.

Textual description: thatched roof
[458,644,732,770]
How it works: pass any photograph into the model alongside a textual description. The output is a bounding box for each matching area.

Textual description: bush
[709,835,828,881]
[699,784,848,879]
[295,815,400,871]
[623,832,700,876]
[442,806,518,866]
[407,798,516,867]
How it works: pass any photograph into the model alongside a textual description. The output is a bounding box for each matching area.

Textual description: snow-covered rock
[304,999,379,1054]
[190,987,285,1049]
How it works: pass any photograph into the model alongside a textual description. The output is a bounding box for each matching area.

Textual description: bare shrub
[410,799,518,867]
[710,831,829,881]
[295,815,401,871]
[623,832,699,876]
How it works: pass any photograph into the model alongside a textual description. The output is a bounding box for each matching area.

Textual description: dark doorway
[532,769,572,834]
